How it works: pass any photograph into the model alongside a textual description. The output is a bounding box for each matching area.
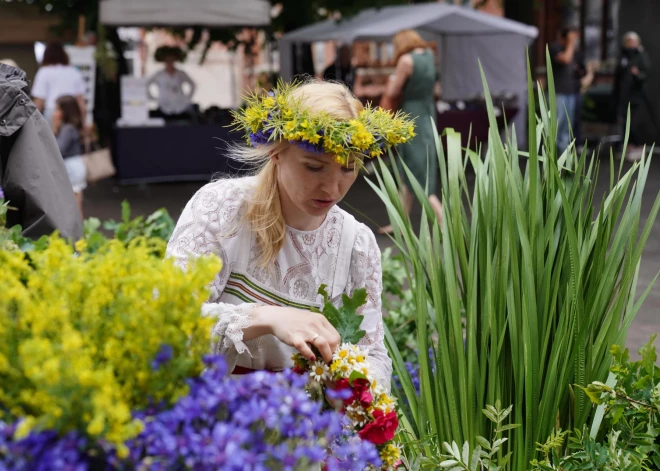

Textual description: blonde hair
[623,31,641,46]
[231,80,363,268]
[393,30,428,63]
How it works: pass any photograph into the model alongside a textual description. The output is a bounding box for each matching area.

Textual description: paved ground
[83,155,660,359]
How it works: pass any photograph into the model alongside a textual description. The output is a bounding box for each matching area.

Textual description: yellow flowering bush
[0,237,221,455]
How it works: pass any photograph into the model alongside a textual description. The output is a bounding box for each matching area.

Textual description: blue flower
[151,344,173,370]
[290,140,322,154]
[249,129,274,147]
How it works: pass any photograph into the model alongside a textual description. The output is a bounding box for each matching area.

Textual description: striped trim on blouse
[224,272,318,311]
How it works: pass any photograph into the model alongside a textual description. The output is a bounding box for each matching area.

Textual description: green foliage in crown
[230,80,417,166]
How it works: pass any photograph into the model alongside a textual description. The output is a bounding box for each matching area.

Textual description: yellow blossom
[14,416,35,440]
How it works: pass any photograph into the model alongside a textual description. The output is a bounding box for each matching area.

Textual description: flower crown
[230,81,416,166]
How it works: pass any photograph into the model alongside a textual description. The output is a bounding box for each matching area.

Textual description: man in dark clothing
[612,32,652,161]
[322,45,355,90]
[549,26,583,153]
[0,64,83,241]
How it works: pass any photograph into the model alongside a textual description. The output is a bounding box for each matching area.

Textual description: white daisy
[309,360,330,382]
[333,344,352,362]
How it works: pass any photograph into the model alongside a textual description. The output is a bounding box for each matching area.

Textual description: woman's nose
[320,170,342,197]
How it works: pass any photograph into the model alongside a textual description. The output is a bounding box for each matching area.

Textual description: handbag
[82,137,116,183]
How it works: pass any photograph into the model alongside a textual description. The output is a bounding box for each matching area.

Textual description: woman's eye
[342,167,356,173]
[307,165,323,172]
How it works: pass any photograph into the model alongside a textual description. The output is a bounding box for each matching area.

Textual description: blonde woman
[379,29,443,234]
[166,81,415,388]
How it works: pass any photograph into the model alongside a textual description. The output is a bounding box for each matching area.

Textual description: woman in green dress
[379,29,443,234]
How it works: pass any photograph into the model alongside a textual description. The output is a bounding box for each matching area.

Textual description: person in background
[31,42,87,127]
[147,46,196,121]
[378,29,443,234]
[0,63,82,240]
[322,45,355,90]
[549,26,583,153]
[53,95,86,217]
[613,32,651,161]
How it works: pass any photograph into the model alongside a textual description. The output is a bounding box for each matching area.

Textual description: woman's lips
[313,199,335,208]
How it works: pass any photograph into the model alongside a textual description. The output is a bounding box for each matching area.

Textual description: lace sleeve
[346,224,393,391]
[165,179,262,368]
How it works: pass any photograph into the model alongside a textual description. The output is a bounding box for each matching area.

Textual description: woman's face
[274,145,359,222]
[624,37,640,50]
[52,105,63,123]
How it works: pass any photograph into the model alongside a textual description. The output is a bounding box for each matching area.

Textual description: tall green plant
[370,53,660,469]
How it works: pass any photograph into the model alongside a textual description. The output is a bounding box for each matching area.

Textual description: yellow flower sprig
[231,80,416,166]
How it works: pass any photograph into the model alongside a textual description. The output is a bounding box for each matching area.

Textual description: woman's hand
[250,305,341,363]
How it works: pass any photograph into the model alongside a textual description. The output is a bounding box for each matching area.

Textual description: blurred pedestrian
[0,63,83,240]
[322,45,355,89]
[613,32,652,161]
[53,95,86,217]
[378,29,442,234]
[549,25,583,153]
[31,42,87,128]
[148,46,196,121]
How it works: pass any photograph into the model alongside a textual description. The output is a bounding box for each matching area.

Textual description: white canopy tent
[99,0,271,26]
[279,3,537,144]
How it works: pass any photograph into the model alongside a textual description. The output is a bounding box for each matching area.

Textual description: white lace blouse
[165,176,392,389]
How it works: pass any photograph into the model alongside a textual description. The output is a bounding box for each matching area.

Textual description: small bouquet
[292,286,402,470]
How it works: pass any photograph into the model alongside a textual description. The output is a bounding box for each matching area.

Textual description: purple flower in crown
[0,186,4,200]
[249,128,274,147]
[290,140,322,154]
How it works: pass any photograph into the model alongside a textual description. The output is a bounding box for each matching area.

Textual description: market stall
[279,3,537,147]
[99,0,270,183]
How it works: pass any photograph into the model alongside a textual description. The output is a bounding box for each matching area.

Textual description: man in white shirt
[147,46,196,120]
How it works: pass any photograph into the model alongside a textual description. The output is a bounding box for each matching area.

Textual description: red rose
[358,409,399,445]
[293,365,306,375]
[332,378,356,404]
[351,378,373,407]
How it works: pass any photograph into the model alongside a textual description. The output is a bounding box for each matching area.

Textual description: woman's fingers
[312,335,334,364]
[318,318,342,351]
[317,326,341,355]
[292,336,316,362]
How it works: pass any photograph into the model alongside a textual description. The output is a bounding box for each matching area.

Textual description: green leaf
[638,334,657,376]
[317,284,367,344]
[476,436,491,451]
[348,370,367,384]
[121,199,132,223]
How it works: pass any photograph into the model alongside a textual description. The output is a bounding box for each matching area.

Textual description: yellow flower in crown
[230,80,416,165]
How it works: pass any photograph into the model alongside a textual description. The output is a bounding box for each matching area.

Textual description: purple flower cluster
[1,354,381,471]
[124,355,380,470]
[0,186,5,200]
[393,349,436,396]
[289,140,323,154]
[0,422,93,471]
[393,362,421,395]
[248,128,274,146]
[151,344,174,370]
[125,354,380,470]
